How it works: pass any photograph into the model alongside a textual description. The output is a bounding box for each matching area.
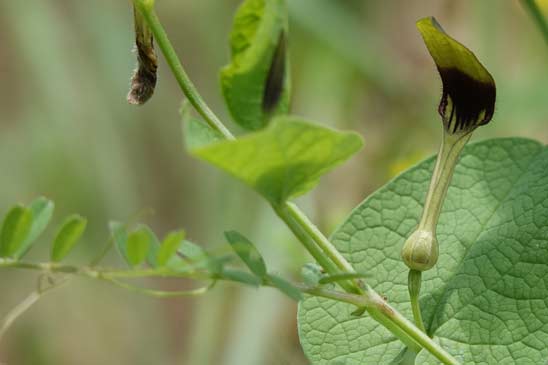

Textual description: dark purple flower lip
[438,67,496,134]
[417,17,496,135]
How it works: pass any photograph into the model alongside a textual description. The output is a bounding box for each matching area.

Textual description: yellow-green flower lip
[417,16,496,135]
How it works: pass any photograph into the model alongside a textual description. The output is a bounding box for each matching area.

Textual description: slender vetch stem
[129,2,461,363]
[0,275,68,343]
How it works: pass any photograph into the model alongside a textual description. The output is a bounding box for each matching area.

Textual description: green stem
[522,0,548,46]
[102,277,215,298]
[0,259,210,280]
[314,284,459,364]
[272,204,356,293]
[1,256,458,364]
[0,276,68,343]
[130,3,460,363]
[134,3,234,140]
[419,132,470,233]
[408,269,426,333]
[284,202,357,274]
[369,293,458,365]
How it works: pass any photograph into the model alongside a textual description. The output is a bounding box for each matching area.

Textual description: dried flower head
[127,6,158,105]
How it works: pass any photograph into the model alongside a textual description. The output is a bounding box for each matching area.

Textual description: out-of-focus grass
[0,1,546,364]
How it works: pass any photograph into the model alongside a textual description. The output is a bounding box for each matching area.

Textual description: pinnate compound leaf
[298,138,548,364]
[221,0,290,130]
[51,215,87,262]
[225,230,267,278]
[15,197,54,259]
[191,116,363,205]
[0,205,33,258]
[126,225,151,267]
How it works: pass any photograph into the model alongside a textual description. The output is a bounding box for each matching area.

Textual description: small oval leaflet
[225,230,267,278]
[15,197,55,259]
[51,215,87,262]
[156,230,186,267]
[126,226,152,267]
[0,205,33,258]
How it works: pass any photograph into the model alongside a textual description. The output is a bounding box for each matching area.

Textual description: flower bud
[401,229,439,271]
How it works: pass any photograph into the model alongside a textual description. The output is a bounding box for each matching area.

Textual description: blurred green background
[0,1,546,364]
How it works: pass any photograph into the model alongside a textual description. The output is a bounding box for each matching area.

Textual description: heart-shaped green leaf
[221,0,290,130]
[191,116,363,205]
[51,214,87,262]
[298,138,548,364]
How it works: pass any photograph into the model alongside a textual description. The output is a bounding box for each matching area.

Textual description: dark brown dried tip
[262,31,286,115]
[127,6,158,105]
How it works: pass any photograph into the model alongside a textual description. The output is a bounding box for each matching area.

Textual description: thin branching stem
[0,275,68,343]
[128,3,460,364]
